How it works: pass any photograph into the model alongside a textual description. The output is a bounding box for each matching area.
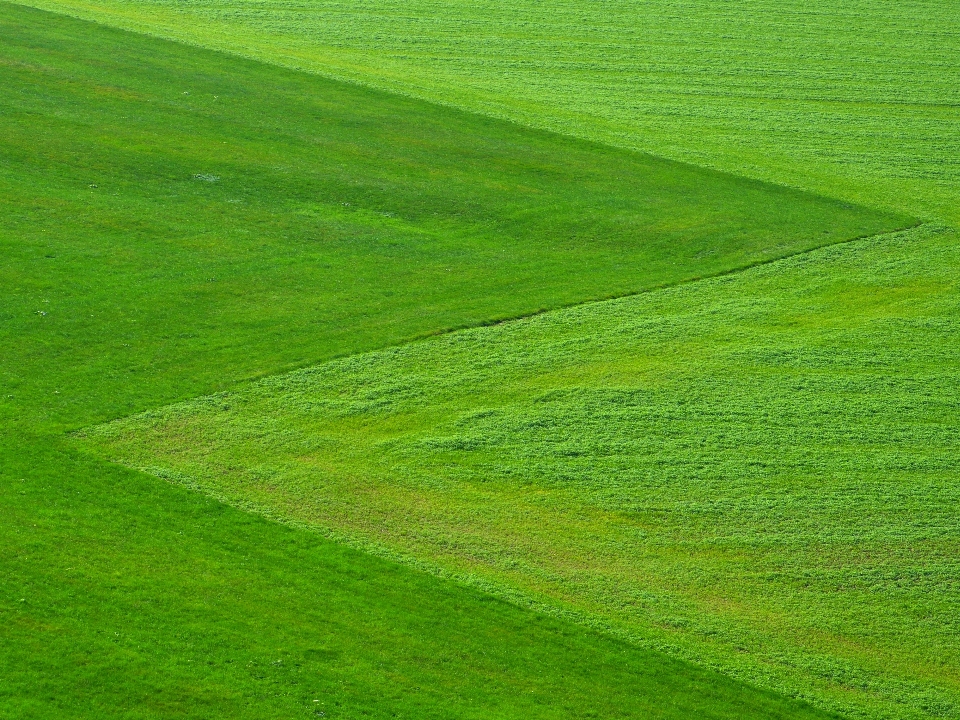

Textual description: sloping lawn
[84,225,960,719]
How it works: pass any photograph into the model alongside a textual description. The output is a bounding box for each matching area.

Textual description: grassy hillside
[82,224,960,719]
[1,2,902,429]
[0,4,859,718]
[4,435,840,720]
[12,0,959,224]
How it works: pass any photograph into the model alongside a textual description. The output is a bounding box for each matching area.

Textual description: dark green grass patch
[84,225,960,719]
[0,2,910,430]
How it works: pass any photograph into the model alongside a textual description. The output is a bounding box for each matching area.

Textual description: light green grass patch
[81,224,960,719]
[4,431,843,720]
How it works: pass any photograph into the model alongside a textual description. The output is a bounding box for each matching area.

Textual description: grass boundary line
[4,0,930,223]
[73,221,928,432]
[169,220,926,412]
[75,223,948,720]
[119,463,848,719]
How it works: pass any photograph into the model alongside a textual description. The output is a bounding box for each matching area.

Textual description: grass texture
[82,224,960,720]
[0,1,903,430]
[3,434,837,720]
[0,4,860,718]
[12,0,960,225]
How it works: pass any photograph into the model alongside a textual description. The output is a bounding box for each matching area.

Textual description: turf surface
[3,434,837,719]
[13,0,960,224]
[1,2,903,428]
[82,225,960,719]
[1,3,869,718]
[3,0,954,717]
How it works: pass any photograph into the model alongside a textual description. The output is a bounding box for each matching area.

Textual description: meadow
[3,0,956,718]
[4,435,839,719]
[0,3,867,717]
[13,0,960,225]
[2,1,896,429]
[83,224,960,719]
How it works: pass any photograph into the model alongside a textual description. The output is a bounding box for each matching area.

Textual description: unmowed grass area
[83,225,960,720]
[1,4,860,718]
[14,0,960,224]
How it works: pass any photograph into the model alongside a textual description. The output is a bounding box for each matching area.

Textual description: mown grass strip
[4,432,844,719]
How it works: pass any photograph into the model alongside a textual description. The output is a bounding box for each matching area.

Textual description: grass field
[3,0,956,717]
[12,0,960,225]
[82,224,960,719]
[5,437,843,720]
[0,3,874,718]
[2,2,900,429]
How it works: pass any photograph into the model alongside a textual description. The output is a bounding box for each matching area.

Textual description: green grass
[81,224,960,719]
[0,3,869,718]
[3,0,954,717]
[12,0,960,225]
[3,434,840,720]
[0,2,904,430]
